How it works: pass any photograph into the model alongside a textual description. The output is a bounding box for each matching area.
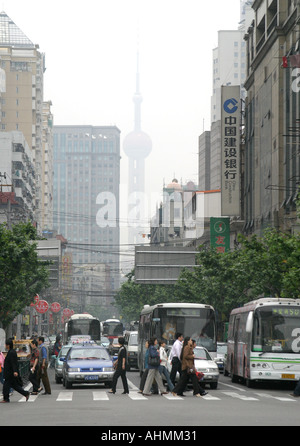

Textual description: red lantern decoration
[63,308,72,319]
[51,302,61,313]
[30,294,40,307]
[35,300,49,314]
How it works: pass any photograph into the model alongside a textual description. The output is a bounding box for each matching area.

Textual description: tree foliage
[0,222,50,329]
[115,228,300,324]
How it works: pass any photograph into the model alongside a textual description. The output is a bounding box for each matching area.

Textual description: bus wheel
[246,378,254,388]
[231,374,239,383]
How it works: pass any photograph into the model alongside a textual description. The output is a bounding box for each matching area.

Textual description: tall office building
[53,125,121,306]
[244,0,300,235]
[123,53,152,244]
[0,11,52,230]
[199,1,254,198]
[211,1,254,123]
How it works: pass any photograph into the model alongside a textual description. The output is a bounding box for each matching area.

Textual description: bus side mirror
[246,312,254,333]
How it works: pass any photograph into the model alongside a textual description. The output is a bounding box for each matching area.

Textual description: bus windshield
[68,320,100,341]
[253,306,300,353]
[102,322,123,337]
[152,307,216,352]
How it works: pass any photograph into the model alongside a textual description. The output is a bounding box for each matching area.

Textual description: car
[194,346,219,389]
[166,346,219,389]
[215,342,227,374]
[54,344,72,383]
[124,331,138,370]
[62,343,115,389]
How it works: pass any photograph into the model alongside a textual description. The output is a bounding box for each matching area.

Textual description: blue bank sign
[221,86,240,217]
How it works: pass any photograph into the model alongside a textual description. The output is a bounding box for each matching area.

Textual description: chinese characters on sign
[210,217,230,253]
[221,86,240,216]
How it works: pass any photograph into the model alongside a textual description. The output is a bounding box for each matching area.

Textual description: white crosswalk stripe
[16,389,297,403]
[93,391,109,401]
[56,391,73,401]
[255,392,297,402]
[222,391,259,401]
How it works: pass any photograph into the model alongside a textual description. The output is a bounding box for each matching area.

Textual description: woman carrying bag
[142,337,168,396]
[172,337,207,397]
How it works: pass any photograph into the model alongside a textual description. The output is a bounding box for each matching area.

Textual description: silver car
[54,344,72,384]
[194,347,219,389]
[167,346,219,389]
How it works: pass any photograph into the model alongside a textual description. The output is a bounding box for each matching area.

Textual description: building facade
[53,125,121,307]
[0,11,52,231]
[244,0,300,234]
[0,131,35,224]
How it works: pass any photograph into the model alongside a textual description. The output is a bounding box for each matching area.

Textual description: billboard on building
[210,217,230,253]
[221,86,240,216]
[134,246,197,285]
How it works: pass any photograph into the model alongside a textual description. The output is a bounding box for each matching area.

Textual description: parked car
[166,345,219,389]
[124,331,138,370]
[62,343,115,389]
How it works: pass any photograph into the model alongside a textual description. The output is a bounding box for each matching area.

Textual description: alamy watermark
[96,189,208,239]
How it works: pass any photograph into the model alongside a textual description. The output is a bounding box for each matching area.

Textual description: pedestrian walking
[1,339,30,403]
[28,339,40,395]
[142,337,168,396]
[159,340,174,392]
[37,336,51,395]
[109,337,129,394]
[172,337,207,397]
[170,332,183,385]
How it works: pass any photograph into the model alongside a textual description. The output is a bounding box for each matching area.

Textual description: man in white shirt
[170,333,183,386]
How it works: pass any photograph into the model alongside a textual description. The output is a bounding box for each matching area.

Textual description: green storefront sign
[210,217,230,253]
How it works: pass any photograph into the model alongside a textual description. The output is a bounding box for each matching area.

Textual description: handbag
[148,355,160,367]
[196,371,205,381]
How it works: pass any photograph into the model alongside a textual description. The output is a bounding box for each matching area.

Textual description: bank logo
[223,98,238,114]
[214,220,227,234]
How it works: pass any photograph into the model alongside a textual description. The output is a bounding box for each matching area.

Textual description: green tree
[0,222,50,329]
[114,270,176,322]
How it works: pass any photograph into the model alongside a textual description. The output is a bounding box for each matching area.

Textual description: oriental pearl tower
[123,52,152,244]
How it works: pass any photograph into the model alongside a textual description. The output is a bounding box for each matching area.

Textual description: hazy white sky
[3,0,241,222]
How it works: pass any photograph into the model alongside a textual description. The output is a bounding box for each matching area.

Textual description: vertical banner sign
[210,217,230,253]
[221,86,240,216]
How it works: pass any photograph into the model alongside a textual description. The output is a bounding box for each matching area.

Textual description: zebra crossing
[17,389,298,403]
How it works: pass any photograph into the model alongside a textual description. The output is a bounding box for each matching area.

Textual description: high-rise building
[211,1,254,123]
[244,0,300,235]
[199,1,254,203]
[0,11,52,230]
[123,53,152,244]
[53,125,121,306]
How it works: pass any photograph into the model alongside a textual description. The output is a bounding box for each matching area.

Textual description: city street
[1,367,300,427]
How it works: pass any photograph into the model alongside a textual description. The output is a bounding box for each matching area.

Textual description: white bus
[63,314,101,344]
[226,298,300,387]
[138,302,216,374]
[101,318,124,341]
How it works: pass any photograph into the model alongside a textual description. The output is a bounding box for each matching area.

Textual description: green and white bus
[226,298,300,387]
